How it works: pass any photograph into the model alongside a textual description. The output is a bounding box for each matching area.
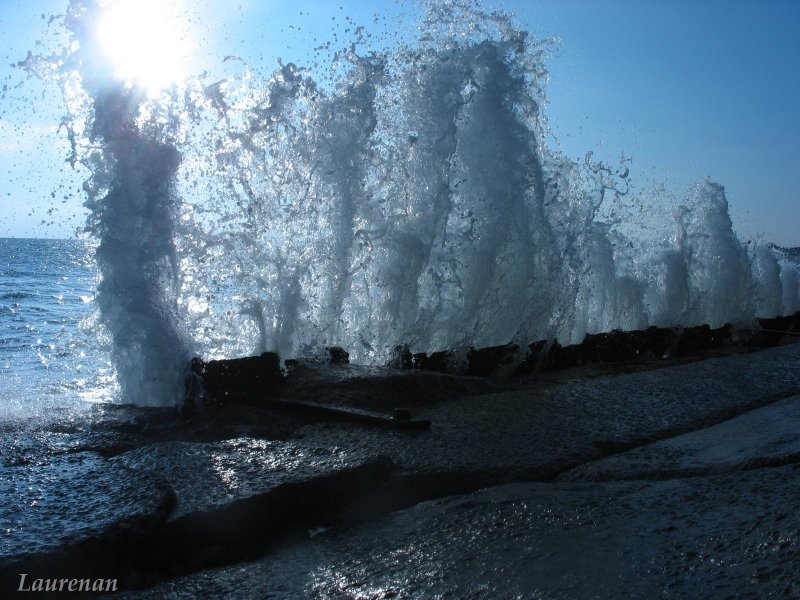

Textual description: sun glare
[97,0,192,94]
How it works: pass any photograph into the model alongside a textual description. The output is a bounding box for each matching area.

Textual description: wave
[28,0,800,405]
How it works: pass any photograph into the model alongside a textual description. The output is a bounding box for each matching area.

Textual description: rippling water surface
[0,238,113,419]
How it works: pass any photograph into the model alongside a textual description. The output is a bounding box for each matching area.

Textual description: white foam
[54,0,799,404]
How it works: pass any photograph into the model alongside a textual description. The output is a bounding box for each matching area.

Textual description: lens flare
[96,0,191,94]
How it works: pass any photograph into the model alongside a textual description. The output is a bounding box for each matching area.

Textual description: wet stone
[115,465,800,599]
[115,438,387,520]
[286,343,800,480]
[3,342,799,595]
[559,393,800,482]
[0,451,172,561]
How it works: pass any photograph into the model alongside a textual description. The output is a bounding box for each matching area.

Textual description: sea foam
[39,0,800,404]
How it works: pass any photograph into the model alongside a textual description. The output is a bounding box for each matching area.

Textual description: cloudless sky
[0,0,798,245]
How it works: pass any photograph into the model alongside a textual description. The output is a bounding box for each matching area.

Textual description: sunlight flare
[96,0,192,94]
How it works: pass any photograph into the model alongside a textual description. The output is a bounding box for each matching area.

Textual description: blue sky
[0,0,798,245]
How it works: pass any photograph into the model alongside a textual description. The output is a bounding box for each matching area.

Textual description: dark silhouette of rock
[514,340,549,375]
[540,340,582,371]
[673,324,732,356]
[749,313,800,346]
[412,350,459,373]
[197,313,800,396]
[640,326,679,358]
[327,346,350,364]
[393,408,412,421]
[390,344,414,369]
[581,330,643,362]
[190,352,282,403]
[466,343,520,377]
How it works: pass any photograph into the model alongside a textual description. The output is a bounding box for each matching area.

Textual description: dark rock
[750,312,800,346]
[277,362,499,411]
[412,352,429,369]
[709,323,734,346]
[581,330,643,362]
[412,349,459,373]
[389,344,414,369]
[190,352,283,404]
[327,346,350,364]
[401,315,800,379]
[393,408,412,421]
[514,339,550,375]
[744,329,784,347]
[541,340,582,371]
[516,328,675,376]
[466,343,519,377]
[674,324,732,356]
[640,326,680,358]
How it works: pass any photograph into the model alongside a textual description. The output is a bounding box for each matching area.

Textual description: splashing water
[25,0,800,405]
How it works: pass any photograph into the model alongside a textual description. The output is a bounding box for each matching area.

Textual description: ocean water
[8,0,800,408]
[0,238,113,420]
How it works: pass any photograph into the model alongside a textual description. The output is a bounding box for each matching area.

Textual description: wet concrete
[115,439,389,521]
[559,393,800,482]
[283,344,800,482]
[0,452,172,560]
[0,450,174,593]
[118,465,800,599]
[1,342,799,596]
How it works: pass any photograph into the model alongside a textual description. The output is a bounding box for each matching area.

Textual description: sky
[0,0,798,245]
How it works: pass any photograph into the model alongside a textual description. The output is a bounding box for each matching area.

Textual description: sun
[96,0,192,94]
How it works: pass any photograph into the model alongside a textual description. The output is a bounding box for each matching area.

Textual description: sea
[0,238,114,421]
